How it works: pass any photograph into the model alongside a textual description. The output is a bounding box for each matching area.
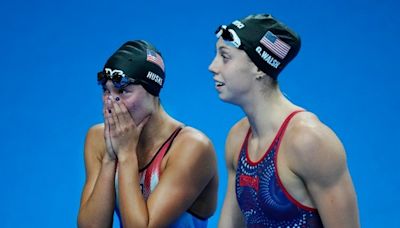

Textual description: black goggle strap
[215,25,242,48]
[97,71,108,85]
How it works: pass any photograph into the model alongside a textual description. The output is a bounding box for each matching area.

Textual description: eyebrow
[218,46,231,53]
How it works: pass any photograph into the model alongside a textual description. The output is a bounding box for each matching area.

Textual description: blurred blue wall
[1,0,399,227]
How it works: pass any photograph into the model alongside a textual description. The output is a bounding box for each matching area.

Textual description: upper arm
[219,120,247,228]
[79,124,105,207]
[289,121,359,228]
[145,128,217,226]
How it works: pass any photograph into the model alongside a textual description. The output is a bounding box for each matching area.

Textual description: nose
[208,56,219,75]
[104,80,118,97]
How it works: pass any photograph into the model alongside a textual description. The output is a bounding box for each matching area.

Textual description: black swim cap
[104,40,165,96]
[217,14,301,80]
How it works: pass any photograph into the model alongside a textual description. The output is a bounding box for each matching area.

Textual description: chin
[128,111,141,125]
[136,114,152,126]
[219,94,241,106]
[132,115,143,125]
[218,93,232,103]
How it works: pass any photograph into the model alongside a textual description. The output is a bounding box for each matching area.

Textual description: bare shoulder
[84,123,106,162]
[225,117,249,169]
[168,127,217,168]
[86,123,104,137]
[285,112,347,185]
[174,127,214,152]
[85,123,105,147]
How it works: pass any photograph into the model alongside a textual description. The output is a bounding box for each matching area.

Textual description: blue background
[1,0,399,227]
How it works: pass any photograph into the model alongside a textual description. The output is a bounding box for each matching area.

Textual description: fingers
[103,104,109,134]
[107,96,133,135]
[107,99,118,134]
[105,95,138,137]
[114,97,132,126]
[102,96,111,134]
[103,98,115,159]
[111,97,124,128]
[103,107,112,142]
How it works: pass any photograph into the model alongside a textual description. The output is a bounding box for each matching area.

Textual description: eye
[118,88,129,95]
[221,53,231,63]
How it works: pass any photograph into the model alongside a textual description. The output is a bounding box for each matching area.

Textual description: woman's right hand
[103,95,117,162]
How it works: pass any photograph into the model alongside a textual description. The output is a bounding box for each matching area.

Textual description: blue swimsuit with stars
[235,111,324,227]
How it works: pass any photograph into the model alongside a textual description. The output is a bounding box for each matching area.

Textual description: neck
[136,105,180,164]
[241,85,301,139]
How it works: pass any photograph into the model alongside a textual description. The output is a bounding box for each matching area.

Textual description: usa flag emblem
[146,49,165,71]
[260,31,291,59]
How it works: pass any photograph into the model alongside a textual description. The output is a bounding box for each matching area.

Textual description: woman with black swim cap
[78,40,218,228]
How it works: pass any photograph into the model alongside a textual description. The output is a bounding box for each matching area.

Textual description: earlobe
[249,61,266,80]
[256,75,264,80]
[255,69,266,80]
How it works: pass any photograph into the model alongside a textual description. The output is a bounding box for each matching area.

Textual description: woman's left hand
[105,96,149,162]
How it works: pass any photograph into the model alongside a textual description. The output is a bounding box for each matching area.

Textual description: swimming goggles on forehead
[215,25,242,49]
[97,68,139,89]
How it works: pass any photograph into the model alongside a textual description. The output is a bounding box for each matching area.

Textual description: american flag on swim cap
[260,31,291,59]
[146,49,165,71]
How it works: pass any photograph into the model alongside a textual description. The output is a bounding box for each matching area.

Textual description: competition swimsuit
[236,111,324,227]
[115,127,208,228]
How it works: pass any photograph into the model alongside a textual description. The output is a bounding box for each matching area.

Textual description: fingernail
[115,97,120,101]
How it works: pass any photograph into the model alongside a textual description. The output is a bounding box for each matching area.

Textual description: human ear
[255,68,267,80]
